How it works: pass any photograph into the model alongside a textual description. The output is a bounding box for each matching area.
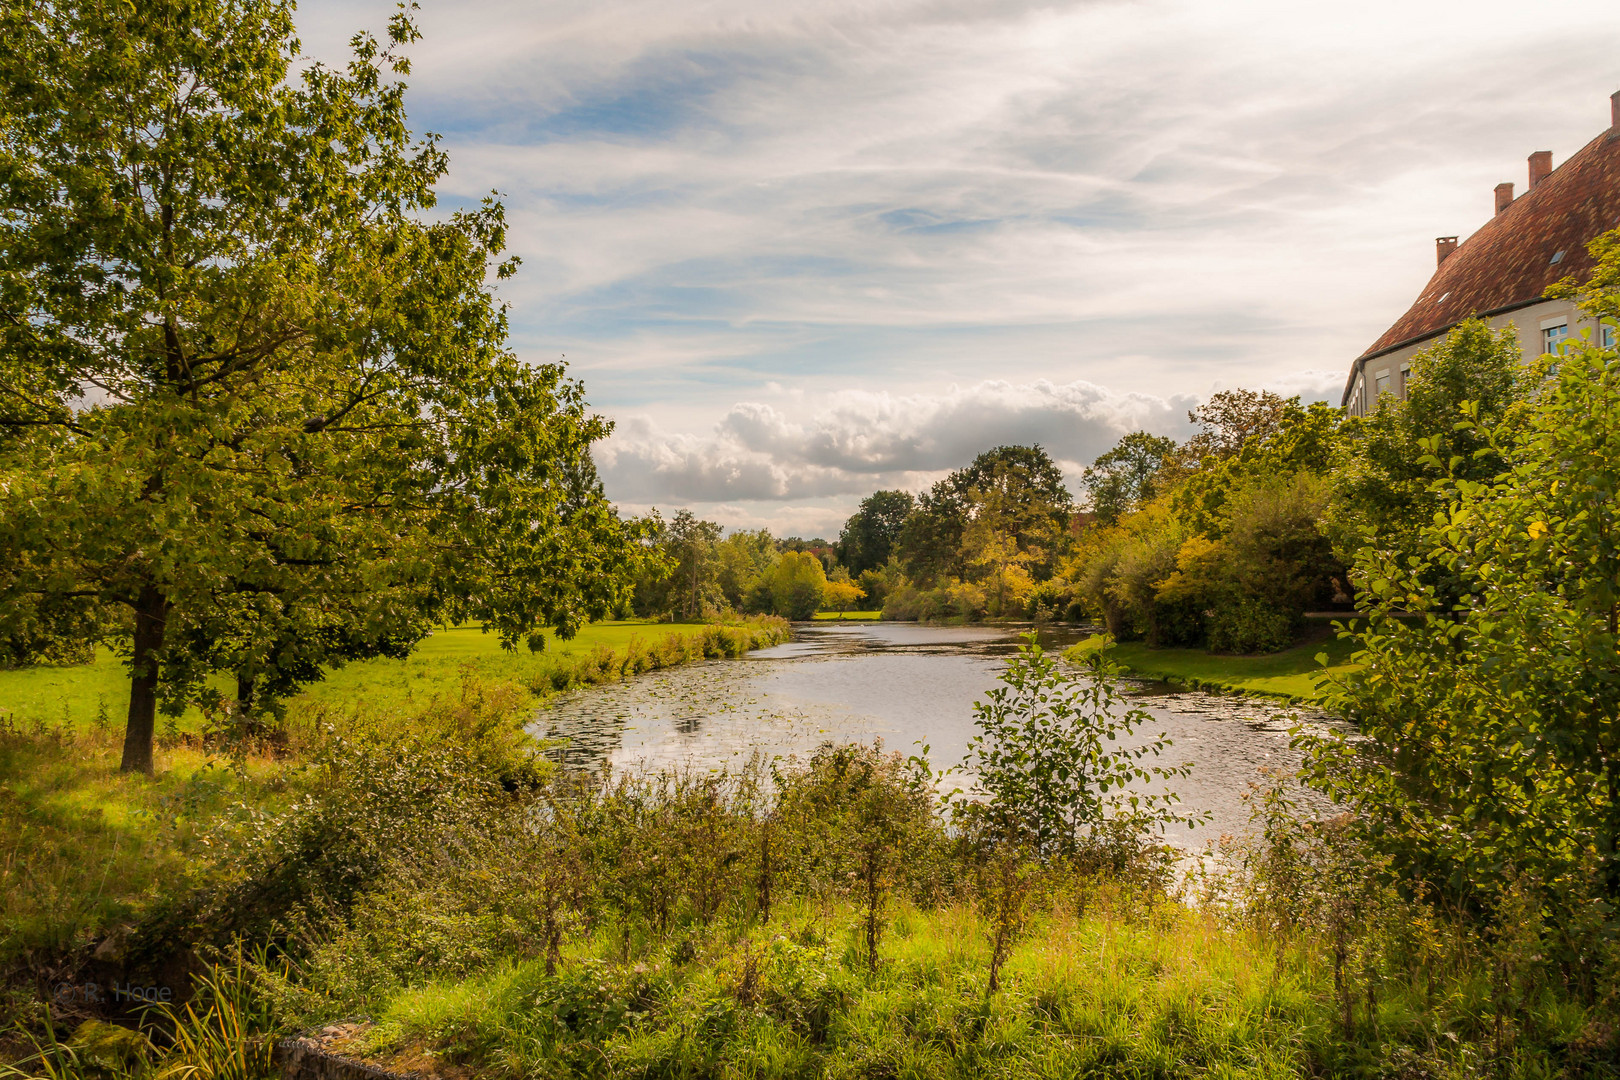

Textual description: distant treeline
[637,308,1566,657]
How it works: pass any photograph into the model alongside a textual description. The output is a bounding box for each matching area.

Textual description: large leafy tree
[1079,431,1177,526]
[836,490,913,575]
[1329,319,1529,561]
[0,0,639,772]
[897,445,1072,584]
[1181,388,1293,462]
[1307,269,1620,919]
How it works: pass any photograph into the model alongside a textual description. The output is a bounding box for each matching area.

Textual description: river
[528,621,1341,845]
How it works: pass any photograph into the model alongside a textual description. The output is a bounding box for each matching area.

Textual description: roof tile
[1360,126,1620,362]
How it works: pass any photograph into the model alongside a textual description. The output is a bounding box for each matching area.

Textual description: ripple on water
[530,623,1345,845]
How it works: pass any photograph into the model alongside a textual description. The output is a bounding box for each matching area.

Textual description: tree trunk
[236,670,256,718]
[120,585,170,774]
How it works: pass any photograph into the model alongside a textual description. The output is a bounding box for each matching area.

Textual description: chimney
[1495,182,1514,215]
[1436,236,1458,266]
[1612,89,1620,129]
[1529,150,1553,189]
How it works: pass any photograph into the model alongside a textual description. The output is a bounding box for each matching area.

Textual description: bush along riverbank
[0,617,789,1007]
[6,637,1618,1080]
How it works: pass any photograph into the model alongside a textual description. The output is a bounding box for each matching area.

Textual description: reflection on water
[529,622,1342,844]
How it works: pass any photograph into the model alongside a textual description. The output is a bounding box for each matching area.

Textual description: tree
[836,490,914,575]
[897,445,1073,584]
[1330,320,1529,563]
[1173,399,1341,538]
[0,1,639,772]
[820,579,865,612]
[946,633,1197,989]
[664,511,724,620]
[1307,341,1620,917]
[1080,431,1178,526]
[1182,389,1293,461]
[771,552,827,620]
[714,529,777,613]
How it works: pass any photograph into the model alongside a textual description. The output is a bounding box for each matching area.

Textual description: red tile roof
[1356,123,1620,366]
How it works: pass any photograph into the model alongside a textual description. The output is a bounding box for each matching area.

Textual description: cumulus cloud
[598,376,1301,531]
[597,369,1348,532]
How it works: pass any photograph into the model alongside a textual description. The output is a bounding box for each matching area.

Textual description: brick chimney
[1612,89,1620,129]
[1436,236,1458,266]
[1529,150,1553,189]
[1495,182,1514,215]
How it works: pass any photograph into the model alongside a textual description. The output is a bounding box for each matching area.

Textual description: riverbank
[1063,631,1359,703]
[0,617,789,979]
[0,618,791,734]
[254,897,1424,1080]
[10,729,1607,1080]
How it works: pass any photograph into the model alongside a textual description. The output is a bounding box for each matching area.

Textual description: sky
[300,0,1620,537]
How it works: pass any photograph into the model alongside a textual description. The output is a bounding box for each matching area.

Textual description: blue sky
[302,0,1620,535]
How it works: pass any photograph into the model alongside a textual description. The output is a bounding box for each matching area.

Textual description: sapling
[945,632,1201,991]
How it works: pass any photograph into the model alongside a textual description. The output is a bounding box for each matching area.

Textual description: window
[1374,371,1391,398]
[1603,322,1617,350]
[1399,364,1410,397]
[1543,323,1570,354]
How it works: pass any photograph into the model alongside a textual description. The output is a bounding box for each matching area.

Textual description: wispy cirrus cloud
[298,0,1620,532]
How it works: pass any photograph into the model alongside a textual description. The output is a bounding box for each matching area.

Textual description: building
[1343,91,1620,415]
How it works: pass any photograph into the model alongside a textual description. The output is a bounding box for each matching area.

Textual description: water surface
[530,622,1339,844]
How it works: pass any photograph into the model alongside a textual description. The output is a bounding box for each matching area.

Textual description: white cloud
[595,372,1343,533]
[297,0,1620,531]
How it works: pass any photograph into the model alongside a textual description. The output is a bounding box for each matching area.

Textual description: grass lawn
[0,621,729,734]
[0,618,788,971]
[811,610,882,621]
[1065,626,1361,702]
[0,733,276,964]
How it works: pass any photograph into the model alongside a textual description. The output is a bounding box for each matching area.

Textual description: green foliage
[896,446,1072,586]
[836,491,915,575]
[1306,345,1620,936]
[854,559,902,610]
[631,511,724,620]
[1072,504,1195,645]
[948,634,1197,861]
[1077,401,1345,654]
[1079,431,1177,526]
[1329,318,1531,564]
[715,529,779,613]
[1300,239,1620,960]
[1173,399,1342,537]
[1181,388,1296,462]
[879,579,987,622]
[0,0,641,772]
[771,552,827,620]
[1158,473,1342,653]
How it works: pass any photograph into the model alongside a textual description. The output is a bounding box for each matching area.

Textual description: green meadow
[0,621,754,735]
[1064,628,1361,703]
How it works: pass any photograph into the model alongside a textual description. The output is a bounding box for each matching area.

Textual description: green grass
[327,894,1575,1080]
[0,621,747,734]
[1065,628,1361,703]
[0,731,280,966]
[0,618,789,975]
[812,611,882,621]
